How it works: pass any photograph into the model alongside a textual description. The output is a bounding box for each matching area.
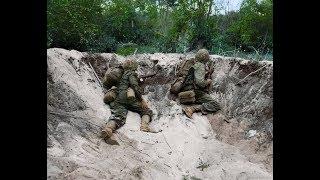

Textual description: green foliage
[47,0,104,50]
[137,45,159,54]
[116,43,138,56]
[47,0,273,59]
[227,0,273,52]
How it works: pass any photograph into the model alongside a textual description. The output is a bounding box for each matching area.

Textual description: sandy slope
[47,48,272,180]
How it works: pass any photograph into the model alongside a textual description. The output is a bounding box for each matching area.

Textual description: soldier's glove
[206,79,212,86]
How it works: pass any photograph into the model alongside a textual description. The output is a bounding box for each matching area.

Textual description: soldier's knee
[142,109,153,118]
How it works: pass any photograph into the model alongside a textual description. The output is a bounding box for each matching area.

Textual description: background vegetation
[47,0,273,60]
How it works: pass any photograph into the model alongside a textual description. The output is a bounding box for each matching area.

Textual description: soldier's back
[176,58,195,77]
[117,70,131,101]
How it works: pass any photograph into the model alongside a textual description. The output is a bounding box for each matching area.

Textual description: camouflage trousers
[187,90,221,113]
[108,98,153,130]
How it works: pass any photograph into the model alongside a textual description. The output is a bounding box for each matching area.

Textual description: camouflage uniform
[108,70,152,129]
[102,59,155,145]
[179,49,220,116]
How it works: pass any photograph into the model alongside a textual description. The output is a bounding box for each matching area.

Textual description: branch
[236,64,268,85]
[88,62,103,88]
[161,131,172,151]
[250,46,261,60]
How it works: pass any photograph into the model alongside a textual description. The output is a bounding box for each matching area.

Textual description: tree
[47,0,273,57]
[47,0,104,50]
[227,0,273,52]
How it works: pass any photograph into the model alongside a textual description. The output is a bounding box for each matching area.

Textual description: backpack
[176,58,195,77]
[170,58,195,94]
[102,66,124,89]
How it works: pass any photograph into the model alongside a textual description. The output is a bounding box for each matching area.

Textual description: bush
[137,45,159,54]
[116,43,138,56]
[47,0,273,59]
[47,0,104,51]
[227,0,273,52]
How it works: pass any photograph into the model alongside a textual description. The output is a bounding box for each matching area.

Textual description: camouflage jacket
[180,61,209,92]
[193,62,208,89]
[117,70,143,101]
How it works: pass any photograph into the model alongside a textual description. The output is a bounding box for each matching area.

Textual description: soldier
[101,59,156,145]
[171,49,221,118]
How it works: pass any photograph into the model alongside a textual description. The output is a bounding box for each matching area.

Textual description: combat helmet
[195,49,210,63]
[123,59,138,71]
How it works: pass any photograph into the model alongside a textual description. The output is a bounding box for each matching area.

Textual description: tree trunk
[207,0,213,19]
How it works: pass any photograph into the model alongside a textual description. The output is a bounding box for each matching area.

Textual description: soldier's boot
[140,115,159,133]
[182,105,203,118]
[101,120,119,145]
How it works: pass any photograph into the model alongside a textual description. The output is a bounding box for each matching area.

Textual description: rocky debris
[47,48,273,179]
[206,56,273,172]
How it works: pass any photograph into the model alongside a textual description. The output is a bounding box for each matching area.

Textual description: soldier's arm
[129,72,143,100]
[205,61,214,79]
[194,63,208,88]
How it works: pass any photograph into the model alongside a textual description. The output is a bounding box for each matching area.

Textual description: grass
[116,43,138,56]
[115,43,273,61]
[214,47,273,61]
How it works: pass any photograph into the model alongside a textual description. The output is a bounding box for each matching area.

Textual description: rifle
[138,69,159,82]
[139,72,157,80]
[205,61,214,79]
[205,61,214,92]
[102,71,157,95]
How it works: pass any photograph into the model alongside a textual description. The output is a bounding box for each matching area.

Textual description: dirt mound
[47,48,273,179]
